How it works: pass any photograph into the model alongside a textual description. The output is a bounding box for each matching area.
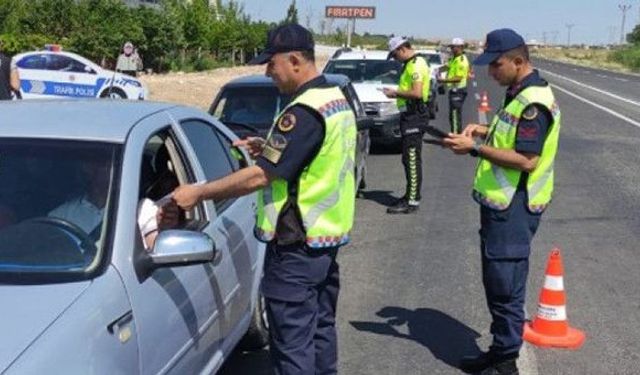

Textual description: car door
[340,81,371,190]
[19,53,99,99]
[174,116,261,339]
[113,114,225,375]
[15,53,49,99]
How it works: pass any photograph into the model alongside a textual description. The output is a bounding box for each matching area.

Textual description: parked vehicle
[0,100,265,374]
[209,73,371,192]
[14,45,147,100]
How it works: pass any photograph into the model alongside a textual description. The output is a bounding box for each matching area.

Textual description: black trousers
[399,111,426,205]
[261,243,340,375]
[448,89,468,134]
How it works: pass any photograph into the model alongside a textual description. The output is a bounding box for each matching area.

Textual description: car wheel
[100,87,127,99]
[239,293,270,350]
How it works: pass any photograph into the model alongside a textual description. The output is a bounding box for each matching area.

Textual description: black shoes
[386,199,419,214]
[460,352,519,375]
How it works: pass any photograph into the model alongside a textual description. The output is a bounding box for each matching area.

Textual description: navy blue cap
[473,28,525,65]
[249,23,315,65]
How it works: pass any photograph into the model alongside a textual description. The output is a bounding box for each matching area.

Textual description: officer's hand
[463,123,488,138]
[172,184,203,211]
[442,133,473,155]
[382,87,397,98]
[233,137,265,159]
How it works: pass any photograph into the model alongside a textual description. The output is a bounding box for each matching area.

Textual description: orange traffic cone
[478,91,491,113]
[523,248,585,349]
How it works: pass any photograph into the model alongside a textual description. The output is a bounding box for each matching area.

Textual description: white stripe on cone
[536,303,567,321]
[543,275,564,291]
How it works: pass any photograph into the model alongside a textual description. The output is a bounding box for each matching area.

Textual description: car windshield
[323,59,401,84]
[423,53,442,65]
[211,86,289,137]
[0,139,121,282]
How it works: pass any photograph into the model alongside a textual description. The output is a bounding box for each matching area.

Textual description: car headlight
[377,101,399,117]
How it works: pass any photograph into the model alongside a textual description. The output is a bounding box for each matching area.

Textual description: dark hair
[504,45,529,61]
[299,49,315,63]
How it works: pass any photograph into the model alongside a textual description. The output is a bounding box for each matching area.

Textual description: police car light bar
[44,44,62,52]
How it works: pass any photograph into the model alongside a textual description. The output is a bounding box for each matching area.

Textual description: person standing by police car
[116,41,142,77]
[383,37,431,214]
[438,38,470,134]
[172,24,356,375]
[443,29,561,375]
[0,41,20,100]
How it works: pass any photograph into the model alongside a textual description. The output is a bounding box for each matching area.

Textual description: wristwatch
[469,139,482,157]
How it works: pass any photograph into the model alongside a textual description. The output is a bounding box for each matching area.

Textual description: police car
[14,45,147,100]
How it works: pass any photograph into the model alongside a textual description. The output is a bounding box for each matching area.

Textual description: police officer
[438,38,470,133]
[443,29,561,375]
[0,41,20,100]
[173,24,356,375]
[383,36,431,214]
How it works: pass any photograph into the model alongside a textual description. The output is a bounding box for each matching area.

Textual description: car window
[179,120,236,211]
[16,54,48,70]
[214,129,247,171]
[324,60,401,84]
[45,55,87,73]
[210,86,284,137]
[0,139,121,281]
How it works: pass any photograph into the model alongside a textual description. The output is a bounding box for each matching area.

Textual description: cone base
[523,322,585,349]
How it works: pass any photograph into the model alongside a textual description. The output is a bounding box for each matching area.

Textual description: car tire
[239,293,270,350]
[100,87,127,99]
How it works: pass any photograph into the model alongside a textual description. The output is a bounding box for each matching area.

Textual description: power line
[565,24,575,47]
[618,4,632,44]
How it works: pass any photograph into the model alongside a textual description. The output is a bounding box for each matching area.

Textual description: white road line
[597,74,608,78]
[539,68,640,107]
[615,77,629,82]
[474,93,481,100]
[551,83,640,128]
[519,343,540,375]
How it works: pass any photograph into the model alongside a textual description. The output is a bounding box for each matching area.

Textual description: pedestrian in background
[443,28,561,375]
[0,41,20,100]
[438,38,470,133]
[383,36,431,214]
[116,41,142,77]
[172,23,356,375]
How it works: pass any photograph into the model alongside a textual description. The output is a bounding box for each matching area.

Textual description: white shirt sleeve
[137,198,159,236]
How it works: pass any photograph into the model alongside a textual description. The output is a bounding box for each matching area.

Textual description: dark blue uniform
[256,75,341,375]
[478,70,551,358]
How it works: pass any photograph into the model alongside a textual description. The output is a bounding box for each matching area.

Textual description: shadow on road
[350,307,482,370]
[218,347,273,375]
[358,189,398,207]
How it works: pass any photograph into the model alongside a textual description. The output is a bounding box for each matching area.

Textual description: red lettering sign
[325,6,376,19]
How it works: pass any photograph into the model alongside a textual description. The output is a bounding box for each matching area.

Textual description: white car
[323,50,403,147]
[14,47,147,100]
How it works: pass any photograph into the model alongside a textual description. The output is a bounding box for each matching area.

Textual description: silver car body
[0,100,264,374]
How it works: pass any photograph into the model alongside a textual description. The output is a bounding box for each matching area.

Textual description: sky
[234,0,640,45]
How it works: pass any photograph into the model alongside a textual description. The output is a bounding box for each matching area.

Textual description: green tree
[627,24,640,45]
[283,0,298,24]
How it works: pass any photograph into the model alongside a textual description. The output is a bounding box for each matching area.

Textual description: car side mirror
[149,230,216,269]
[357,117,374,131]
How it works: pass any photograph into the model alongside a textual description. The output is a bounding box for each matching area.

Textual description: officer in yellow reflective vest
[173,24,356,375]
[443,29,560,375]
[438,38,470,134]
[383,36,431,214]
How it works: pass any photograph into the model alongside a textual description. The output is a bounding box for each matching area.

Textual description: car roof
[222,73,349,88]
[1,100,178,142]
[329,50,389,61]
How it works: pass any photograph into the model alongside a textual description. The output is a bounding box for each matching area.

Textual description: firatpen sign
[325,6,376,19]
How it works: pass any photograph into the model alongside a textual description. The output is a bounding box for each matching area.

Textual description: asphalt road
[221,58,640,374]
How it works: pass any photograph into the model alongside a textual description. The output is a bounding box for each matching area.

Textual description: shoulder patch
[522,106,539,120]
[411,72,420,80]
[278,113,296,132]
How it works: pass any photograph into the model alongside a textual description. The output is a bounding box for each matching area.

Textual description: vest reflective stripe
[255,85,357,248]
[397,55,430,111]
[446,54,469,89]
[473,85,561,213]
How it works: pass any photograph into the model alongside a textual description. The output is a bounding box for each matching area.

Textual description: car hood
[0,280,90,371]
[352,82,397,103]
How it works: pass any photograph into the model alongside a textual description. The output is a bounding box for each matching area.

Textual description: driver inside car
[48,157,179,250]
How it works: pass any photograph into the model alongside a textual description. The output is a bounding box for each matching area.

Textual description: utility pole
[618,4,632,44]
[551,30,559,45]
[565,24,575,47]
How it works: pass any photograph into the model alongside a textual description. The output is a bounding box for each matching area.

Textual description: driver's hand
[157,201,179,230]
